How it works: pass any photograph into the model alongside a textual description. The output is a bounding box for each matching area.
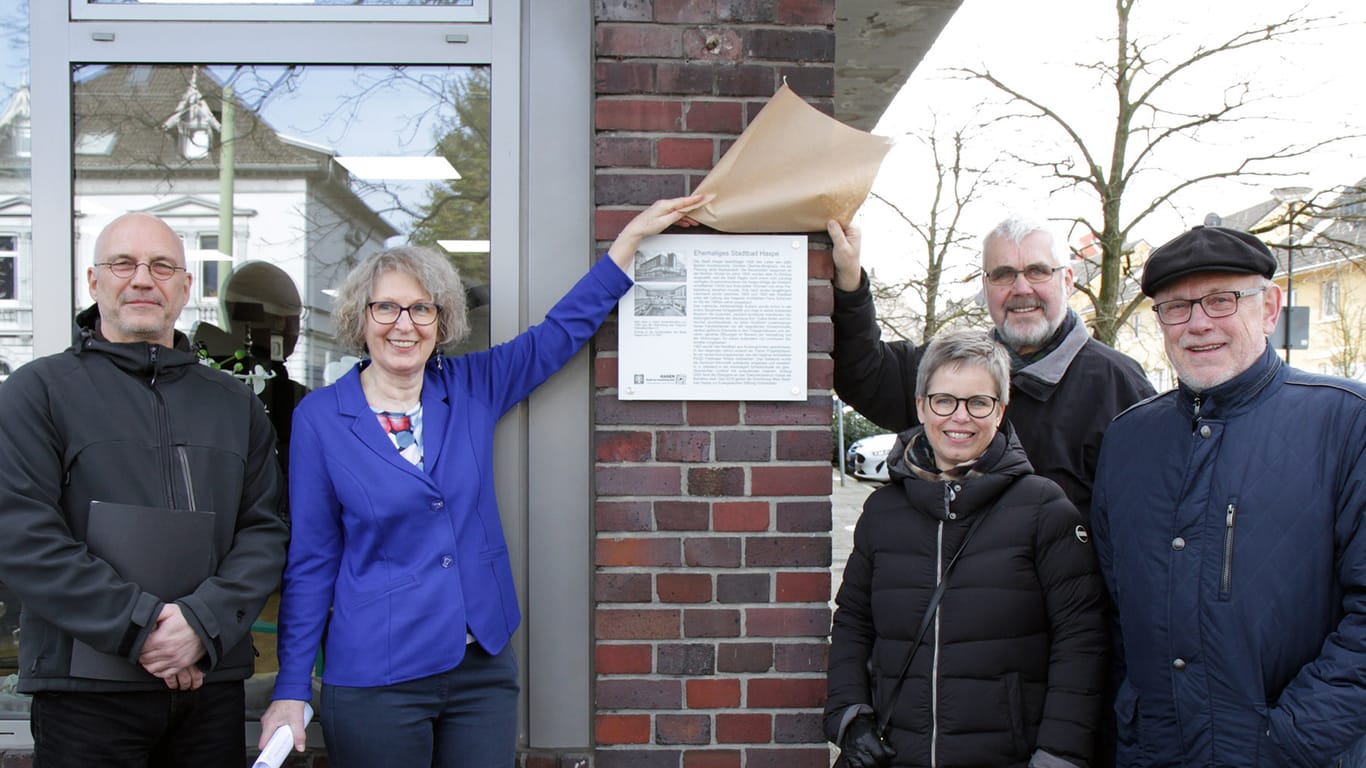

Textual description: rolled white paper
[252,702,315,768]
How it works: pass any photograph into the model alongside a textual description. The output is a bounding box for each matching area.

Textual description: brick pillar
[591,2,837,766]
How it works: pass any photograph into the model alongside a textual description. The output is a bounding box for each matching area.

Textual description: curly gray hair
[332,245,470,355]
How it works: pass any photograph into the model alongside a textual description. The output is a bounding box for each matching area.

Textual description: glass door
[10,2,516,747]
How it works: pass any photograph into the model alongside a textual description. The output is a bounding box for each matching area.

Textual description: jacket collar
[73,304,199,381]
[1009,309,1090,401]
[888,422,1034,521]
[1177,343,1283,420]
[335,358,452,478]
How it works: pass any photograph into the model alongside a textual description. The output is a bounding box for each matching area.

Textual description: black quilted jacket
[826,425,1106,767]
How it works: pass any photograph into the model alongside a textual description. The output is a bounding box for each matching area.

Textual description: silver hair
[914,327,1012,406]
[983,216,1067,266]
[332,245,470,355]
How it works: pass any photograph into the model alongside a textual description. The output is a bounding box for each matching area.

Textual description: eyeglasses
[985,264,1066,286]
[367,301,441,326]
[1151,287,1265,326]
[925,393,1000,418]
[95,259,186,281]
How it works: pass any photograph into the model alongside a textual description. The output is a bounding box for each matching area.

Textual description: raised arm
[827,220,925,432]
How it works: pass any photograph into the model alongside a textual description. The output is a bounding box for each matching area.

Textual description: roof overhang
[834,0,964,130]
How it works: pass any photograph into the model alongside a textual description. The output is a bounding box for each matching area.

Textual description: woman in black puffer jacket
[826,329,1105,768]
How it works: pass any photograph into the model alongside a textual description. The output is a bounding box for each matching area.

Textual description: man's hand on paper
[260,699,310,753]
[607,194,711,272]
[827,220,863,292]
[138,603,207,684]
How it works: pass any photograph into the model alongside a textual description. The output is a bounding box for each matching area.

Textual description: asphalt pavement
[829,468,879,603]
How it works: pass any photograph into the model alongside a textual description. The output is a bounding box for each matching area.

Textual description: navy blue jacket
[1092,346,1366,766]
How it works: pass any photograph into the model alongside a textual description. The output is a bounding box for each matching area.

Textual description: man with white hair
[828,217,1153,522]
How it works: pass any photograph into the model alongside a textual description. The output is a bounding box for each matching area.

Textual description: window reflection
[67,62,490,717]
[73,63,492,390]
[0,0,28,716]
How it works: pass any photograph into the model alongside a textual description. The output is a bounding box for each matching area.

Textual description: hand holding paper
[827,220,864,292]
[256,700,314,765]
[607,194,708,271]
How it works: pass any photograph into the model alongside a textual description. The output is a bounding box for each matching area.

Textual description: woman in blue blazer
[259,196,704,767]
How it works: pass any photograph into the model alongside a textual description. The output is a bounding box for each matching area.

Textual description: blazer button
[441,555,454,568]
[432,499,445,510]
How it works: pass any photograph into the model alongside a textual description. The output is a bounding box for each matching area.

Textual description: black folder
[70,501,216,681]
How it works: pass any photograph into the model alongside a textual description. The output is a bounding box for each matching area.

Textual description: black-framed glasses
[367,301,441,326]
[985,264,1066,286]
[925,393,1000,418]
[95,259,186,281]
[1151,287,1265,326]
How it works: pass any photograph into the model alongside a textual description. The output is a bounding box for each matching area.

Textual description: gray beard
[997,314,1061,353]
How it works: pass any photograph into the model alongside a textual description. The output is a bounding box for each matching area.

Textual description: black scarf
[999,309,1076,373]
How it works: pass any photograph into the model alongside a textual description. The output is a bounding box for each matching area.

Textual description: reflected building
[0,66,397,388]
[0,84,30,379]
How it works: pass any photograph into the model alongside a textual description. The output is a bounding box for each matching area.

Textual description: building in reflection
[0,66,397,388]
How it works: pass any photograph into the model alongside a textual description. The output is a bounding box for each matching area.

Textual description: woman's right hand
[259,698,310,753]
[606,194,709,271]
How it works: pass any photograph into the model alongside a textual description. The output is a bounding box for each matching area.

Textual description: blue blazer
[273,257,632,698]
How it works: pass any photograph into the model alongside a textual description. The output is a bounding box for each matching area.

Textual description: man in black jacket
[828,217,1153,523]
[0,213,288,767]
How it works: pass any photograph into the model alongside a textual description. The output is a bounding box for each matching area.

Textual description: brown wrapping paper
[689,83,893,233]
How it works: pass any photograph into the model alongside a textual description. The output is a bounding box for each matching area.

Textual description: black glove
[839,713,896,768]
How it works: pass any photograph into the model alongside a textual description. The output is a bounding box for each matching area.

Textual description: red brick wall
[590,2,837,766]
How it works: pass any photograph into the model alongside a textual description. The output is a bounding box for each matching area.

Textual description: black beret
[1140,225,1277,296]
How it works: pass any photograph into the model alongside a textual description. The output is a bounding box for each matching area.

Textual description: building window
[0,234,16,300]
[1322,280,1340,321]
[14,118,29,158]
[197,233,221,300]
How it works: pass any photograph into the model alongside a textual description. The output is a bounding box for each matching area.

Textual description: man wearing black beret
[1091,224,1366,766]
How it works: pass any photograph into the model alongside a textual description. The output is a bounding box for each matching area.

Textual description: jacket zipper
[1220,501,1237,599]
[178,447,197,512]
[148,346,178,508]
[930,482,953,768]
[1191,394,1202,432]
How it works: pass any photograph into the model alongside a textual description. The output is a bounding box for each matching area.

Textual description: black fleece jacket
[0,306,287,692]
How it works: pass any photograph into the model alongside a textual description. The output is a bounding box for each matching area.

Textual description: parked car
[844,432,897,482]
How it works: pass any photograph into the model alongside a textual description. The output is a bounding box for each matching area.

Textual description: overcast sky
[858,0,1366,287]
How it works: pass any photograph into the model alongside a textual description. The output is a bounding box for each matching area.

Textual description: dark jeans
[321,643,519,768]
[30,681,245,768]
